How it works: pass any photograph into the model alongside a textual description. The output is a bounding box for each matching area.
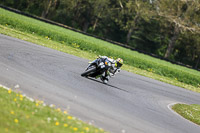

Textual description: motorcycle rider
[98,56,123,83]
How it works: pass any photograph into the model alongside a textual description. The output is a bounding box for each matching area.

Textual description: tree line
[1,0,200,69]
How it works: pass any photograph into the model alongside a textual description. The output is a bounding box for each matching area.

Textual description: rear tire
[81,67,96,77]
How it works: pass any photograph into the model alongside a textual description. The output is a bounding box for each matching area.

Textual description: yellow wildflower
[10,113,16,118]
[16,94,19,97]
[8,89,12,94]
[14,98,17,102]
[26,115,30,119]
[100,128,104,131]
[73,127,78,131]
[20,94,23,98]
[20,97,23,101]
[37,100,42,104]
[10,111,14,115]
[67,116,72,120]
[63,111,67,114]
[55,122,59,126]
[57,108,61,112]
[84,127,89,132]
[14,119,18,123]
[36,103,39,107]
[5,128,8,132]
[64,123,68,127]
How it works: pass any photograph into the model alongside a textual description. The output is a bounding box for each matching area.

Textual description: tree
[115,0,154,43]
[61,0,109,32]
[155,0,200,58]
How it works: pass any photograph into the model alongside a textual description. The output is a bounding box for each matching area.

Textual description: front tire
[81,67,96,77]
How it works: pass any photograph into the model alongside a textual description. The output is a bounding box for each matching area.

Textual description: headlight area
[105,61,111,66]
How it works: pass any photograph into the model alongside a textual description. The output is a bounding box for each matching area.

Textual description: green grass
[0,87,107,133]
[0,7,200,92]
[172,104,200,125]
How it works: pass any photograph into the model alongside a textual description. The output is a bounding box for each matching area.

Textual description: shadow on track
[86,77,129,93]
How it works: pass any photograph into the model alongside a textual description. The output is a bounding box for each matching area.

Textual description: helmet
[115,58,123,68]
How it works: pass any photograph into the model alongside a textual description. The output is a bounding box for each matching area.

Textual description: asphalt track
[0,34,200,133]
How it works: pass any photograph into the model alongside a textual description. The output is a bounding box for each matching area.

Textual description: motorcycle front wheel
[81,66,96,77]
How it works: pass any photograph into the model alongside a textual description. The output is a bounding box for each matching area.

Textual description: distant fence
[0,5,199,71]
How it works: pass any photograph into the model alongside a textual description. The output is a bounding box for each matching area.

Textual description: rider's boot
[100,76,109,84]
[103,79,108,84]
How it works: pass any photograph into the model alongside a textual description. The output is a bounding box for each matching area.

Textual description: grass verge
[0,86,106,133]
[0,8,200,92]
[172,104,200,126]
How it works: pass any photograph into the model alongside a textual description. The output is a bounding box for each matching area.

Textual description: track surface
[0,34,200,133]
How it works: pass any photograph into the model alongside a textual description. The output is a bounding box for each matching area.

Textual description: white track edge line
[167,102,200,127]
[0,84,102,128]
[0,84,41,104]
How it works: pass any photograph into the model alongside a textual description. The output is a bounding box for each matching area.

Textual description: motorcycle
[81,57,112,84]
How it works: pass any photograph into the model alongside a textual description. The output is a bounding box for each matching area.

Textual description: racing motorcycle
[81,57,112,84]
